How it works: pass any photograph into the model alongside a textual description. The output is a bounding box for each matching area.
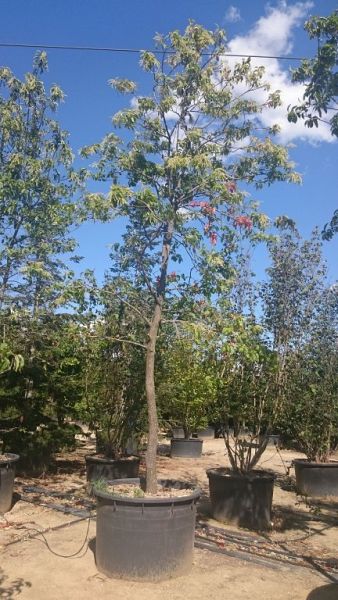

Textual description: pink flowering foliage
[234,215,253,230]
[209,232,218,245]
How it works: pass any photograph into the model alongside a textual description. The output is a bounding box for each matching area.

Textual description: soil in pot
[85,454,140,482]
[0,453,19,513]
[207,467,274,530]
[294,459,338,497]
[94,478,200,580]
[170,438,203,458]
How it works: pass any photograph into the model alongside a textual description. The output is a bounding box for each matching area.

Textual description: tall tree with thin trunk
[0,52,81,314]
[84,22,300,492]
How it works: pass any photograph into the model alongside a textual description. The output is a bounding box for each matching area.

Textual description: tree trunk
[145,220,174,493]
[145,303,161,493]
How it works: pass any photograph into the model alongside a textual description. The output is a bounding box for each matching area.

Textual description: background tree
[76,283,147,458]
[287,10,338,239]
[262,222,336,458]
[283,285,338,461]
[0,53,84,469]
[157,330,216,439]
[0,52,82,312]
[84,22,300,492]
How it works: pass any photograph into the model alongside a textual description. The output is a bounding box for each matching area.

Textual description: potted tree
[287,286,338,497]
[0,342,23,513]
[80,296,146,483]
[207,309,278,530]
[157,333,216,458]
[262,224,338,498]
[84,22,299,578]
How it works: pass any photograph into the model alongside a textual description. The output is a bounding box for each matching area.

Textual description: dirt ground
[1,436,338,600]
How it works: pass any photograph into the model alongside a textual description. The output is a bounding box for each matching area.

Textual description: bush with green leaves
[76,290,147,459]
[282,286,338,461]
[157,332,216,439]
[263,223,338,461]
[209,307,278,473]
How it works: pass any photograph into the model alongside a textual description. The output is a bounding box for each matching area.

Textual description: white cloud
[225,5,241,23]
[226,1,335,144]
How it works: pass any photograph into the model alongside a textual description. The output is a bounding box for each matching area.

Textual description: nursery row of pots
[87,453,338,581]
[2,450,338,583]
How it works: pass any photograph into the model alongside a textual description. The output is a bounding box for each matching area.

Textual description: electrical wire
[0,42,306,61]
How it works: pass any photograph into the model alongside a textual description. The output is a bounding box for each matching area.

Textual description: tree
[262,223,336,458]
[287,11,338,239]
[0,52,82,313]
[286,285,338,461]
[85,22,300,492]
[0,53,84,469]
[157,331,216,439]
[77,284,147,458]
[288,10,338,137]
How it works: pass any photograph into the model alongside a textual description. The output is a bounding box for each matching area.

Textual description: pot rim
[0,452,19,466]
[171,438,203,443]
[85,453,140,465]
[94,477,201,505]
[293,459,338,468]
[206,467,275,481]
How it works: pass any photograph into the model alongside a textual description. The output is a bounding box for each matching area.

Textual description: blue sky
[1,0,337,284]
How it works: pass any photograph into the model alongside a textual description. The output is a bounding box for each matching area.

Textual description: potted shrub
[0,343,23,513]
[286,287,338,497]
[207,311,278,530]
[262,225,338,498]
[80,304,146,483]
[157,334,216,458]
[84,21,299,578]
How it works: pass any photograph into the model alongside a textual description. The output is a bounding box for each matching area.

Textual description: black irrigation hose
[194,538,282,571]
[196,523,338,583]
[4,510,93,559]
[20,495,93,518]
[10,485,338,581]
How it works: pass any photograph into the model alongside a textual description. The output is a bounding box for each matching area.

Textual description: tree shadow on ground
[272,474,338,536]
[156,443,171,457]
[50,457,87,476]
[274,473,297,493]
[272,503,337,536]
[307,583,338,599]
[0,568,31,599]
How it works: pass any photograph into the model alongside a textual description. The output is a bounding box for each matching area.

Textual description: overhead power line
[0,42,306,61]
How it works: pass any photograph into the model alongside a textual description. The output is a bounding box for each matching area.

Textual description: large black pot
[0,453,19,513]
[170,438,203,458]
[85,454,140,482]
[196,426,215,439]
[294,459,338,497]
[94,478,200,580]
[207,467,274,530]
[171,427,185,439]
[259,434,281,448]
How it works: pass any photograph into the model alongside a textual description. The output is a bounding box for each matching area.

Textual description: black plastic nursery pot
[170,438,203,458]
[171,427,185,439]
[196,426,215,439]
[0,453,19,513]
[85,454,140,482]
[294,459,338,497]
[259,434,281,448]
[94,478,201,581]
[207,467,274,530]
